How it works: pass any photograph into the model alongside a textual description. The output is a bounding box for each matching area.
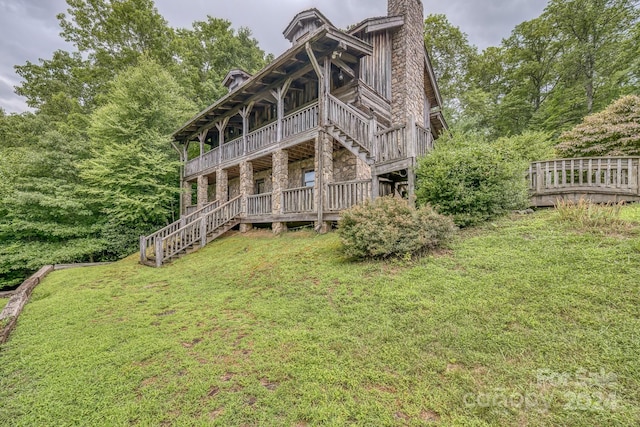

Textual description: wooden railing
[327,95,372,152]
[140,200,220,264]
[416,124,434,157]
[222,137,244,161]
[283,187,315,213]
[151,196,242,267]
[247,193,272,216]
[247,121,277,153]
[182,200,221,225]
[185,102,320,177]
[283,103,319,138]
[328,180,372,211]
[529,157,640,195]
[186,147,220,177]
[376,125,407,162]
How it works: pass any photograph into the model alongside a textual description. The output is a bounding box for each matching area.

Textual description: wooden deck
[528,157,640,207]
[183,96,434,180]
[141,178,376,267]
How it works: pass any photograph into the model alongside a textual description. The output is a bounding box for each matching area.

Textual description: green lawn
[1,208,640,426]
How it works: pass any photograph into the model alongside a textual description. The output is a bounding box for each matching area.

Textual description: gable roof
[173,26,373,142]
[348,15,405,35]
[283,8,335,43]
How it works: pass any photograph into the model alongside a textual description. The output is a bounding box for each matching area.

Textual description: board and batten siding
[359,32,392,101]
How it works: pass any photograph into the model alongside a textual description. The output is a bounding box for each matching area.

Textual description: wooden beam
[185,64,316,142]
[306,42,323,79]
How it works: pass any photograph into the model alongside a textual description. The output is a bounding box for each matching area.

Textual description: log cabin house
[141,0,447,266]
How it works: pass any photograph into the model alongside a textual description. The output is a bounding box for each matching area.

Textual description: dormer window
[283,9,334,45]
[222,69,252,93]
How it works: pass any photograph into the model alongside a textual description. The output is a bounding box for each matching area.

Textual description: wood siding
[359,32,392,101]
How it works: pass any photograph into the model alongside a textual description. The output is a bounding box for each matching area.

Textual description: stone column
[182,180,193,215]
[315,132,333,233]
[197,175,208,208]
[216,169,228,203]
[272,149,288,234]
[239,161,254,233]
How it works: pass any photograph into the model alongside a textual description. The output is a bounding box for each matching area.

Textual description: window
[303,170,315,187]
[254,179,266,195]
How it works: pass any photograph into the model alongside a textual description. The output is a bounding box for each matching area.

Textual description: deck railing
[283,103,319,138]
[140,200,220,263]
[376,125,407,162]
[327,95,372,152]
[247,193,272,216]
[247,121,277,153]
[328,180,372,211]
[222,137,243,161]
[529,157,640,194]
[185,102,320,177]
[153,196,242,266]
[283,187,315,213]
[416,124,434,157]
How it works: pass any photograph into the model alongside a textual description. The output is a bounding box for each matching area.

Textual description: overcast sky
[0,0,547,113]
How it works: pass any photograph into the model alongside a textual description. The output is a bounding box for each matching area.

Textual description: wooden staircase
[326,94,379,165]
[140,197,242,267]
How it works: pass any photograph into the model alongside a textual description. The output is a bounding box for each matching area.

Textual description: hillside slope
[1,209,640,426]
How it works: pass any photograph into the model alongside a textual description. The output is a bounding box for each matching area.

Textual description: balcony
[185,102,319,178]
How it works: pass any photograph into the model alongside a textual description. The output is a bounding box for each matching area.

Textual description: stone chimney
[388,0,425,126]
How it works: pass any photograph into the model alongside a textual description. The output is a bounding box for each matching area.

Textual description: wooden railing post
[536,163,543,193]
[140,236,147,263]
[200,216,207,248]
[155,238,163,268]
[369,116,378,161]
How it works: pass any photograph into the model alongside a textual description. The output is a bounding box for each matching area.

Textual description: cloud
[0,0,548,113]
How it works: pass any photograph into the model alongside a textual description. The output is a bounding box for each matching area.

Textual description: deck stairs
[140,197,242,267]
[326,94,381,165]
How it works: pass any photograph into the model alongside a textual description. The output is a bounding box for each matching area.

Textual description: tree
[423,14,478,121]
[496,17,562,135]
[556,94,640,157]
[79,57,196,256]
[174,17,270,109]
[544,0,639,114]
[0,122,104,289]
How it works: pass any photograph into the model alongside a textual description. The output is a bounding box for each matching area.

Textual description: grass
[0,297,8,313]
[1,207,640,426]
[554,198,627,232]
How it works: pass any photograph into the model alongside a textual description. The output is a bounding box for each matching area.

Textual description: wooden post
[140,236,147,264]
[371,166,379,201]
[536,163,543,193]
[155,238,163,268]
[200,216,207,248]
[369,116,378,161]
[215,118,229,165]
[407,115,417,202]
[240,102,254,156]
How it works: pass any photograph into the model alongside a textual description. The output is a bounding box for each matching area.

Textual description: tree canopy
[556,95,640,157]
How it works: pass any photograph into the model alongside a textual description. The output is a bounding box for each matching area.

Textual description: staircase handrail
[326,94,372,152]
[154,196,242,266]
[139,200,220,264]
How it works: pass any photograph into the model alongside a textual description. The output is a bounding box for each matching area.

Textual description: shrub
[338,197,456,259]
[556,95,640,157]
[416,131,529,227]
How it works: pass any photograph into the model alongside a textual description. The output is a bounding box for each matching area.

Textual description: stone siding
[389,0,425,126]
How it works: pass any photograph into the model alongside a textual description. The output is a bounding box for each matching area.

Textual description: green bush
[416,131,529,227]
[338,196,456,259]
